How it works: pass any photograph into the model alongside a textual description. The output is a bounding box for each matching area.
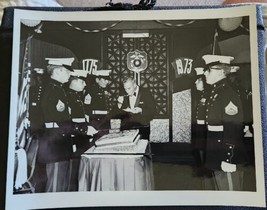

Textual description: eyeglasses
[205,67,222,72]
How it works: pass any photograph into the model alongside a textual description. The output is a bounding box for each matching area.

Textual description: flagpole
[212,28,218,55]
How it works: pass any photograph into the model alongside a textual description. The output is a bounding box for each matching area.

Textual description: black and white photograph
[5,5,266,209]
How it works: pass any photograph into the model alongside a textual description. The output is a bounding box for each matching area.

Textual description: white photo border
[6,5,266,209]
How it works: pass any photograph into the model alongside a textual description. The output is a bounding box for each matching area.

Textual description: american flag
[16,36,32,149]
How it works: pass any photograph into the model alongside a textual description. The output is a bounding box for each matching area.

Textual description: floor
[152,162,256,191]
[151,141,256,191]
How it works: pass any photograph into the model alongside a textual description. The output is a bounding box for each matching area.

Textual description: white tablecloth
[78,140,154,191]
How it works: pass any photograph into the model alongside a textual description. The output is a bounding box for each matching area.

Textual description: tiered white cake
[94,129,140,153]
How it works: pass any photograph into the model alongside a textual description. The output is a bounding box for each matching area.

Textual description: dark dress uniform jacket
[29,75,44,133]
[227,77,253,127]
[38,79,73,164]
[67,89,91,156]
[89,84,109,112]
[84,84,110,129]
[205,79,246,171]
[192,89,208,150]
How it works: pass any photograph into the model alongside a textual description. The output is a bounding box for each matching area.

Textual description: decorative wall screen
[104,31,169,117]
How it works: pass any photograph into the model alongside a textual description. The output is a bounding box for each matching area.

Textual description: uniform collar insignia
[212,78,227,90]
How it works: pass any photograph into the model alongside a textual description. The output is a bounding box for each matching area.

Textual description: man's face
[123,80,136,96]
[71,78,86,92]
[204,67,223,85]
[59,67,71,83]
[97,78,110,88]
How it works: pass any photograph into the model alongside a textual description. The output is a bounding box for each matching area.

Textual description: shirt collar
[133,86,139,97]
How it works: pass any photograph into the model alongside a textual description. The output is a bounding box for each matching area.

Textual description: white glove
[221,161,236,173]
[86,126,98,136]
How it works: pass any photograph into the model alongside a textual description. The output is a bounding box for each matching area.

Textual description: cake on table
[93,129,141,153]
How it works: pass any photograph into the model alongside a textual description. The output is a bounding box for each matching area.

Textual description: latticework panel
[105,33,135,110]
[139,33,168,116]
[105,32,169,116]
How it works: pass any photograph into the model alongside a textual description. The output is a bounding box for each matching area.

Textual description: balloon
[218,17,243,32]
[21,19,41,27]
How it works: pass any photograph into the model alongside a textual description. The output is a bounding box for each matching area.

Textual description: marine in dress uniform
[117,76,156,140]
[191,67,209,174]
[28,68,46,192]
[84,70,112,130]
[67,69,97,191]
[227,65,254,165]
[202,55,247,191]
[38,58,97,192]
[68,69,94,156]
[227,66,253,137]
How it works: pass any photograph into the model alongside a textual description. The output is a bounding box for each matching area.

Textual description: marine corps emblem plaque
[127,50,148,73]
